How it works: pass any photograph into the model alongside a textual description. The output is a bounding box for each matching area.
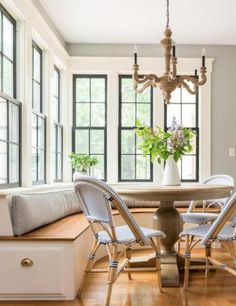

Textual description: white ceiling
[38,0,236,45]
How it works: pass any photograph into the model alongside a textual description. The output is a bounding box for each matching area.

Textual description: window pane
[0,141,7,184]
[33,47,41,83]
[9,144,19,183]
[90,130,104,154]
[32,114,37,148]
[182,83,196,103]
[121,155,135,180]
[91,78,105,102]
[38,117,45,149]
[121,130,135,154]
[9,103,19,143]
[137,88,150,103]
[137,104,151,126]
[76,78,90,102]
[182,155,196,180]
[182,104,196,127]
[136,155,150,180]
[54,97,59,122]
[121,78,135,102]
[122,103,135,127]
[3,57,13,96]
[58,126,62,152]
[32,147,37,182]
[38,149,45,181]
[0,13,2,52]
[76,103,90,126]
[166,104,181,127]
[91,103,105,126]
[57,153,62,180]
[170,88,181,103]
[0,98,7,140]
[3,16,13,60]
[90,155,104,179]
[33,81,41,112]
[75,129,89,154]
[54,69,59,97]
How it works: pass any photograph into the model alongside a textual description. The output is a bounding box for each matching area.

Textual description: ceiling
[38,0,236,45]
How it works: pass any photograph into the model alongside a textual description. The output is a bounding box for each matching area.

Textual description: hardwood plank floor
[0,249,235,306]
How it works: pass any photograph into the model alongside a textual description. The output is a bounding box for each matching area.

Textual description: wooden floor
[0,249,235,306]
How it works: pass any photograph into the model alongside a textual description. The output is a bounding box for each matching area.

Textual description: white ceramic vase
[162,155,181,186]
[73,170,88,181]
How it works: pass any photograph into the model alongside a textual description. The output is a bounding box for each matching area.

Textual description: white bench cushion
[11,190,81,236]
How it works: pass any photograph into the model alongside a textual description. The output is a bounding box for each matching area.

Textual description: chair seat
[181,212,218,224]
[180,224,235,241]
[98,225,165,244]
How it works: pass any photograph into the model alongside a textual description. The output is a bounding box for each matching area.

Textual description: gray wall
[67,43,236,182]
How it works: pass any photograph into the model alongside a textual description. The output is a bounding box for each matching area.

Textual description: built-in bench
[0,187,219,301]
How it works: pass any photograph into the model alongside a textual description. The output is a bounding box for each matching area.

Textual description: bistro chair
[181,175,234,225]
[179,191,236,289]
[74,176,165,306]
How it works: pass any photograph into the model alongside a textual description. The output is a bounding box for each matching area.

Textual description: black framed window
[0,94,21,188]
[32,42,46,184]
[0,5,16,98]
[118,75,153,181]
[32,42,42,113]
[53,66,63,181]
[73,75,107,180]
[164,82,199,181]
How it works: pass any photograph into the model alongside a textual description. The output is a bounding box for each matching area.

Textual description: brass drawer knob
[21,258,34,267]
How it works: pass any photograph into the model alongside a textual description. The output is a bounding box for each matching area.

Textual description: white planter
[73,171,88,181]
[162,156,181,186]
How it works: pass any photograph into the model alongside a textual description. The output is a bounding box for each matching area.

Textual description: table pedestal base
[161,254,180,286]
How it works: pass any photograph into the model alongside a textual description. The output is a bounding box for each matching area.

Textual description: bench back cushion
[12,190,81,236]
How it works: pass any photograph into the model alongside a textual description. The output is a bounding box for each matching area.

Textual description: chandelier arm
[134,80,153,93]
[133,72,160,84]
[177,73,207,87]
[180,80,198,95]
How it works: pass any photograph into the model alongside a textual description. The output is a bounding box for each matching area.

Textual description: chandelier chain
[166,0,170,28]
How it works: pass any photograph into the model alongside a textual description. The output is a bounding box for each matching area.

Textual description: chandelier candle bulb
[202,48,206,67]
[133,45,138,65]
[172,42,176,57]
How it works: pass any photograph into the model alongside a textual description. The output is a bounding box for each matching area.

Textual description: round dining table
[112,183,233,286]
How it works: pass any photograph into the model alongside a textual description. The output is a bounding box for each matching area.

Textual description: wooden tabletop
[112,183,233,202]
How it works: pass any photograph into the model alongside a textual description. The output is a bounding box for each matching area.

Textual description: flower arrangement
[135,117,195,164]
[69,153,98,173]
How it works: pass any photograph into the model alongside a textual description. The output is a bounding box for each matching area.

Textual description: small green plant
[135,118,195,163]
[69,153,98,172]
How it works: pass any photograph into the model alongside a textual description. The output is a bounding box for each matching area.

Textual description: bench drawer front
[0,245,66,296]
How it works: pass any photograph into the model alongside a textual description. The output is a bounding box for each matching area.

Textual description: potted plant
[135,117,195,185]
[69,153,98,180]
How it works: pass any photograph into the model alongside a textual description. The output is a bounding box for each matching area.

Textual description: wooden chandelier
[132,0,207,104]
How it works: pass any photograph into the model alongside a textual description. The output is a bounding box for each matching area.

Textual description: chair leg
[205,244,211,277]
[183,235,191,290]
[85,239,100,272]
[105,244,118,306]
[150,237,163,293]
[155,237,163,293]
[125,245,132,280]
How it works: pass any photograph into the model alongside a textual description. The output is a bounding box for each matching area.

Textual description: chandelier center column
[161,28,172,75]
